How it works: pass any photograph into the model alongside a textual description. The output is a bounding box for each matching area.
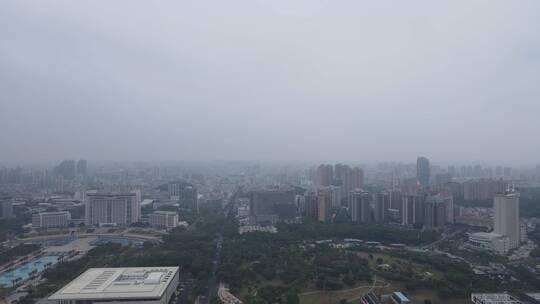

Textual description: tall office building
[443,195,454,224]
[463,179,507,201]
[503,167,513,180]
[413,194,426,226]
[168,181,198,211]
[443,182,463,201]
[416,157,430,189]
[386,190,403,223]
[334,163,347,185]
[130,189,142,222]
[401,194,425,226]
[424,195,446,229]
[494,192,520,249]
[329,185,342,208]
[295,195,306,214]
[85,193,140,227]
[373,192,390,223]
[304,191,319,220]
[350,167,365,190]
[434,173,451,187]
[349,191,371,223]
[77,159,87,176]
[317,190,332,222]
[332,164,364,195]
[335,164,351,195]
[389,190,402,210]
[55,160,76,180]
[400,177,420,196]
[250,188,296,223]
[401,196,414,225]
[316,164,333,187]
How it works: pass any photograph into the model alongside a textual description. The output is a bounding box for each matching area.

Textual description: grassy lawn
[238,248,469,304]
[299,250,467,304]
[299,280,380,304]
[237,279,285,300]
[355,251,445,280]
[300,280,467,304]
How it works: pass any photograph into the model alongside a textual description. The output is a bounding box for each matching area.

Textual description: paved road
[204,233,223,304]
[175,274,193,304]
[299,278,390,297]
[422,229,462,250]
[201,187,241,304]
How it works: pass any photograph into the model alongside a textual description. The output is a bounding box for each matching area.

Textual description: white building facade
[85,193,140,227]
[149,211,178,229]
[468,232,510,255]
[49,267,179,304]
[493,192,520,249]
[32,211,71,228]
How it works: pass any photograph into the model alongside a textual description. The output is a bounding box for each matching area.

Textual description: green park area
[215,221,485,304]
[5,212,540,304]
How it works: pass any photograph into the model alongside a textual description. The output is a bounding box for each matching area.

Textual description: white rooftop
[141,199,154,206]
[393,292,410,302]
[153,211,178,215]
[471,293,540,303]
[49,267,179,300]
[470,232,504,240]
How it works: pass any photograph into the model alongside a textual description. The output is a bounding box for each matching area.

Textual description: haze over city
[3,2,540,304]
[1,1,540,165]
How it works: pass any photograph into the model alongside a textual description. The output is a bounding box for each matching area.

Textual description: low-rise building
[32,211,71,228]
[49,267,179,304]
[237,206,249,218]
[472,264,511,280]
[471,292,540,304]
[468,232,509,255]
[391,291,411,304]
[149,211,178,229]
[361,292,381,304]
[239,225,277,234]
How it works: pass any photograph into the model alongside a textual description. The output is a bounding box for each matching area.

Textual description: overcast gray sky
[1,1,539,165]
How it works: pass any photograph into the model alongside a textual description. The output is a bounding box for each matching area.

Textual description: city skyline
[1,158,539,170]
[2,1,540,303]
[1,150,540,303]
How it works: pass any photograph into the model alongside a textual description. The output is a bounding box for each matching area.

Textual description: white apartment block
[85,193,141,227]
[494,192,520,249]
[149,211,178,229]
[32,211,71,228]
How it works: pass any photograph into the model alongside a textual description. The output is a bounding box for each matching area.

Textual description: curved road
[299,276,390,297]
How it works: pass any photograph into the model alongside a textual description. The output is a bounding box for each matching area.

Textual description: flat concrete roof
[470,232,504,240]
[49,267,179,300]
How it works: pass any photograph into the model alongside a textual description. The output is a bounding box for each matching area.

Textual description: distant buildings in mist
[54,159,87,180]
